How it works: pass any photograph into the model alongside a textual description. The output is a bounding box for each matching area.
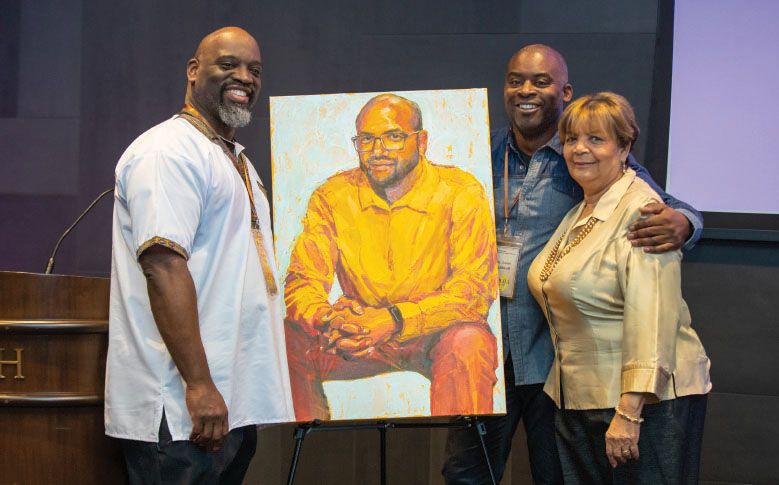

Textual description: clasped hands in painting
[314,296,396,359]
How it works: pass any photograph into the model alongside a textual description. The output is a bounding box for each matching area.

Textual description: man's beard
[217,102,252,128]
[362,153,419,188]
[201,88,253,128]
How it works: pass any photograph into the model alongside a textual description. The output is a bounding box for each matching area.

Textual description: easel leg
[466,416,497,485]
[379,423,387,485]
[287,424,310,485]
[285,418,495,484]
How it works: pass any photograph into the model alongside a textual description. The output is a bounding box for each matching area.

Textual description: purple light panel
[667,0,779,214]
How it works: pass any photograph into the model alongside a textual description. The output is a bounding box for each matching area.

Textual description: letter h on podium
[0,348,25,380]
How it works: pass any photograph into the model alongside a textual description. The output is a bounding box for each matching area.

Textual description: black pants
[119,411,258,485]
[555,394,708,485]
[442,353,563,484]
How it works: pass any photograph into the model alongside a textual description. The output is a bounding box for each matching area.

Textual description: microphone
[44,187,115,275]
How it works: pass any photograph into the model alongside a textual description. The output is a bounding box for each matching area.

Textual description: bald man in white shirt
[106,27,294,484]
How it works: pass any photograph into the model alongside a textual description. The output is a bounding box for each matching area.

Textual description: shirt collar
[219,136,246,156]
[504,125,563,157]
[591,168,637,222]
[357,157,437,213]
[545,132,563,156]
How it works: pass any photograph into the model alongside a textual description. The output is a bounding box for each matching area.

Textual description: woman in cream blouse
[527,92,711,484]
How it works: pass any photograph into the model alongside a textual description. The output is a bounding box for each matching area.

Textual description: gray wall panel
[521,0,658,34]
[355,33,516,131]
[253,0,362,98]
[0,118,80,195]
[353,0,523,35]
[700,392,779,484]
[0,0,21,117]
[17,0,82,118]
[545,34,656,162]
[683,241,779,397]
[0,194,80,274]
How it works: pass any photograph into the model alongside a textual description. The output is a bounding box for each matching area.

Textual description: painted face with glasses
[353,98,428,190]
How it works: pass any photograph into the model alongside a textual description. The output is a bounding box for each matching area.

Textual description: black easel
[287,416,497,485]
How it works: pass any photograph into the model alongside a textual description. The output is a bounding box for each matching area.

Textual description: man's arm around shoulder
[626,155,704,253]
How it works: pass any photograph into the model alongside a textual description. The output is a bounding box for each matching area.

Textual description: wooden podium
[0,271,126,484]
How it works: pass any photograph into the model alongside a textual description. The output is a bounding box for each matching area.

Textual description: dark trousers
[555,393,708,485]
[119,411,258,485]
[442,354,563,484]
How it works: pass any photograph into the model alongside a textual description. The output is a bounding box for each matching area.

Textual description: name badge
[497,239,521,299]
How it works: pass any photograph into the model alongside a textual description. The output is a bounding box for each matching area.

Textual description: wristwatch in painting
[387,305,403,335]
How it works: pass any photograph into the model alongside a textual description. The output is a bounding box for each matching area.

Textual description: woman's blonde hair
[558,92,639,150]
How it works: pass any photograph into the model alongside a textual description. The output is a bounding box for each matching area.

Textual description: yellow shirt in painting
[284,157,498,342]
[527,169,711,410]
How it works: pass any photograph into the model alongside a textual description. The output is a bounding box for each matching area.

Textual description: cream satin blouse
[527,169,711,410]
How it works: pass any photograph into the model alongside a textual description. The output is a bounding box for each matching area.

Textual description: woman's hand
[605,392,648,467]
[605,411,641,467]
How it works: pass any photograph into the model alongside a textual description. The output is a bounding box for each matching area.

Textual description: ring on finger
[622,449,631,456]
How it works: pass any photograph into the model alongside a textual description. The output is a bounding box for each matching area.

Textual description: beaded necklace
[539,216,597,281]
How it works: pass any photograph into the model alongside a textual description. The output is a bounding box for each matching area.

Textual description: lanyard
[503,145,522,235]
[178,105,262,229]
[177,105,278,295]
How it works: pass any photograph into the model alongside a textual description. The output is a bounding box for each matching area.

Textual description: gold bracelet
[614,406,644,424]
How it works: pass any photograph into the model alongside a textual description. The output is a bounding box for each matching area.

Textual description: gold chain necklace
[539,217,597,281]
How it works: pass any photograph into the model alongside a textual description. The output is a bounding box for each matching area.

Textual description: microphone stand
[44,187,114,275]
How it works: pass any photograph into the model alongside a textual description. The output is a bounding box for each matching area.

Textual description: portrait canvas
[271,89,505,421]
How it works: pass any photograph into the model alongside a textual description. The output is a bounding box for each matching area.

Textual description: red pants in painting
[285,321,498,421]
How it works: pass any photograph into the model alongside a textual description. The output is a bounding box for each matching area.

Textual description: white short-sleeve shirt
[105,116,295,442]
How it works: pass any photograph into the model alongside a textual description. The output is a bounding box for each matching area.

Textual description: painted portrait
[271,89,505,421]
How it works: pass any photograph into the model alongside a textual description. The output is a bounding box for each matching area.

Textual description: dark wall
[1,1,776,483]
[0,0,83,275]
[0,0,663,277]
[682,240,779,485]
